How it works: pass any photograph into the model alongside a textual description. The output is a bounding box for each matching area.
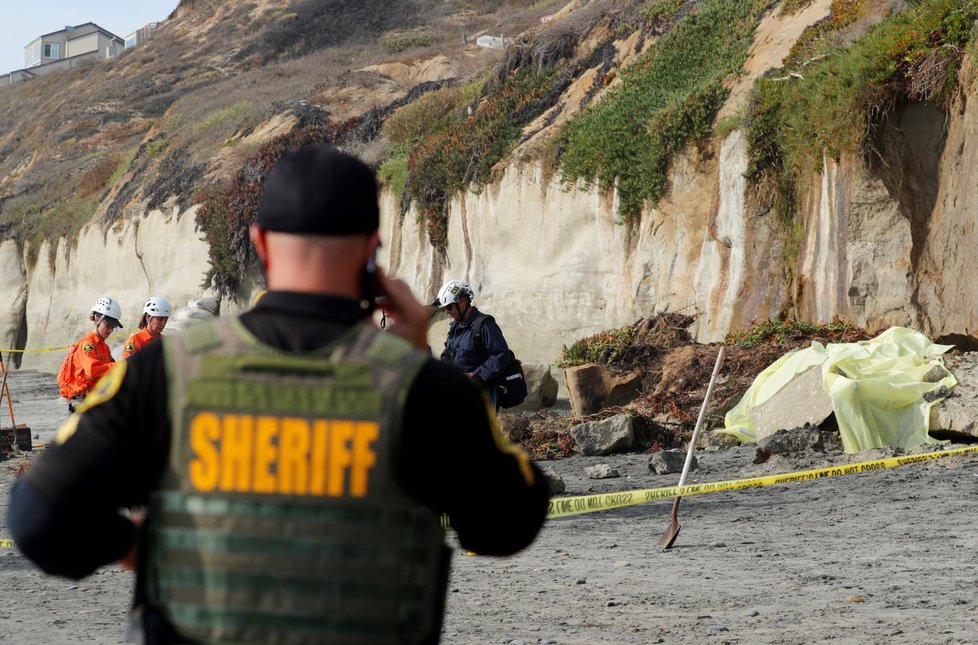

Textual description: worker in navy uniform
[8,145,550,644]
[433,279,518,410]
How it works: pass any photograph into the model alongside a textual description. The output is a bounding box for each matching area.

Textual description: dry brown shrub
[102,119,153,144]
[79,153,123,196]
[907,46,960,102]
[383,83,472,145]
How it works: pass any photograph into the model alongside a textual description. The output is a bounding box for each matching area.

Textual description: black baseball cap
[258,145,379,235]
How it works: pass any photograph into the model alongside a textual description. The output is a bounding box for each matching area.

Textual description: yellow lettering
[187,413,379,498]
[189,412,221,491]
[327,420,353,496]
[253,416,278,494]
[350,422,378,497]
[310,420,329,495]
[221,415,253,492]
[278,418,310,495]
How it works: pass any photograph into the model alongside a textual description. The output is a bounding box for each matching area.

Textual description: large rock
[190,297,220,316]
[564,364,642,418]
[569,414,641,456]
[747,365,835,441]
[649,450,696,475]
[475,35,505,49]
[540,468,566,495]
[697,429,740,451]
[167,297,222,334]
[930,353,978,439]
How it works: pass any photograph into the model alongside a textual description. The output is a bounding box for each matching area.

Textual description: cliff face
[2,0,977,372]
[915,61,978,345]
[384,77,975,364]
[0,211,213,373]
[390,27,978,363]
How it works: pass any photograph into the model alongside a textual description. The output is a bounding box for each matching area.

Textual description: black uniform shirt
[8,292,550,580]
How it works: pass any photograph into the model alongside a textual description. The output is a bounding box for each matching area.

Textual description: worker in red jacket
[122,297,171,359]
[57,296,123,412]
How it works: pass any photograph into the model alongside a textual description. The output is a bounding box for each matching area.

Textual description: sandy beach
[3,369,978,644]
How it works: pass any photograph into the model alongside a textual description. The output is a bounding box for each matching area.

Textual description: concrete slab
[747,364,834,441]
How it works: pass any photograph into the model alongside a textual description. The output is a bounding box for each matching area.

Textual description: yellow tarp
[721,327,956,453]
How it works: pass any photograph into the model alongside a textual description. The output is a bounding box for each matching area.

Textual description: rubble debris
[519,315,880,458]
[584,464,620,479]
[649,449,696,475]
[570,414,640,456]
[753,424,841,464]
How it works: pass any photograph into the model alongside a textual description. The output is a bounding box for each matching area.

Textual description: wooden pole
[0,352,16,429]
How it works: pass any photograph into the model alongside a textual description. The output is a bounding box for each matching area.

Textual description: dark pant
[67,396,85,414]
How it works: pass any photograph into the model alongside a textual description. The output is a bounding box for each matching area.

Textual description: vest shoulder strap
[470,313,494,350]
[180,319,223,354]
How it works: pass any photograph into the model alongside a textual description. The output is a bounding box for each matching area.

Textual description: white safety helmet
[92,296,123,326]
[434,279,474,308]
[143,296,172,318]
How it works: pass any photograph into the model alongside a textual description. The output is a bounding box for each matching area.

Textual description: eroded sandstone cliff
[2,0,976,372]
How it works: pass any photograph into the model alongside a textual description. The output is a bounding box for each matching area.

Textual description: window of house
[25,44,41,67]
[43,43,60,59]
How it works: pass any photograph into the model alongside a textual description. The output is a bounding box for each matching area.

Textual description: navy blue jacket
[440,308,512,385]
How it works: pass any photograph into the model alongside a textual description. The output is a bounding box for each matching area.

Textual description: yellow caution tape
[0,345,71,353]
[4,446,977,551]
[546,445,978,519]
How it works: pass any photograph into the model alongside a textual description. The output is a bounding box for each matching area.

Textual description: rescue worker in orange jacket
[57,296,123,412]
[121,297,171,359]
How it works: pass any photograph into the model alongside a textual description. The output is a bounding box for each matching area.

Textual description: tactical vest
[143,317,445,644]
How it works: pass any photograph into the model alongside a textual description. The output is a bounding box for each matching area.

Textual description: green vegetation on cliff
[379,78,483,201]
[194,120,355,298]
[10,0,976,303]
[746,0,978,197]
[558,0,774,219]
[557,325,635,368]
[384,20,582,249]
[724,319,870,349]
[402,68,556,247]
[0,0,537,272]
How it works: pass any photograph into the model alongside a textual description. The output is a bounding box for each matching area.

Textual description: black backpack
[471,315,527,409]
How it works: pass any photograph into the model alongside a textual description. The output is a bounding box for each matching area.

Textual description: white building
[1,23,124,88]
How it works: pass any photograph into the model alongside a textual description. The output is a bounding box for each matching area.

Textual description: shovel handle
[676,346,725,488]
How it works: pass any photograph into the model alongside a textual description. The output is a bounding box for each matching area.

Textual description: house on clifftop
[125,22,159,49]
[1,23,124,88]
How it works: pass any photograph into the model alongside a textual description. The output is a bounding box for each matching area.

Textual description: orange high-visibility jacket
[58,331,115,399]
[122,328,157,359]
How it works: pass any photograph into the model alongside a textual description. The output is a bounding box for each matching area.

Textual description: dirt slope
[0,0,551,245]
[0,0,846,250]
